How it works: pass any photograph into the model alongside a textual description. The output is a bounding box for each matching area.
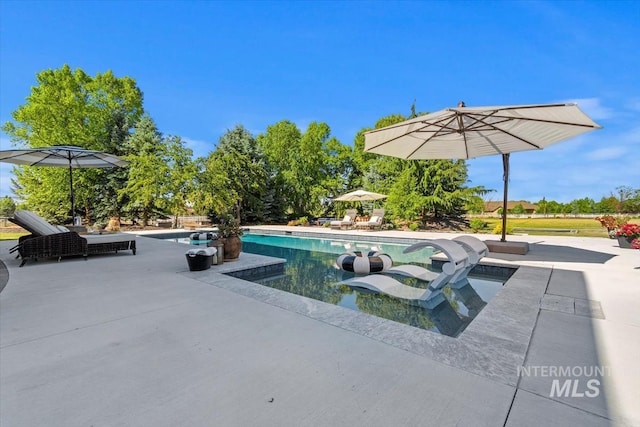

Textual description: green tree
[535,198,548,215]
[121,116,167,225]
[624,188,640,214]
[543,200,564,215]
[92,109,136,223]
[571,197,596,214]
[258,120,346,219]
[510,204,525,214]
[0,196,16,217]
[195,125,268,223]
[465,195,486,214]
[597,196,618,214]
[1,65,143,222]
[163,135,197,227]
[616,186,639,213]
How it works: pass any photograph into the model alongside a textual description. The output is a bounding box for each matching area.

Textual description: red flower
[616,223,640,238]
[632,238,640,250]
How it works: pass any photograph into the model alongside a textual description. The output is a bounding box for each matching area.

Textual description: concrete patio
[1,227,638,426]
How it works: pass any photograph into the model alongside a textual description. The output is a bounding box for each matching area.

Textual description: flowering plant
[616,223,640,238]
[632,239,640,250]
[596,215,629,238]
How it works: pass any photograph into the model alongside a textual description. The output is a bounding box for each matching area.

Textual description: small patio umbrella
[364,102,602,242]
[0,145,128,220]
[334,189,388,212]
[334,189,388,202]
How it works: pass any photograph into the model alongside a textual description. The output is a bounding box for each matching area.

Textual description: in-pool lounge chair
[330,209,357,230]
[355,208,385,230]
[9,210,136,267]
[340,236,489,309]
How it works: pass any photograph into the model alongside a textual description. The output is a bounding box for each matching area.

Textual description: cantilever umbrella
[364,103,602,242]
[0,145,128,219]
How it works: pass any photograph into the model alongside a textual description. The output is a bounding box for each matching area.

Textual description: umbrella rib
[31,153,61,166]
[404,116,461,158]
[366,118,449,151]
[466,114,544,149]
[468,113,601,130]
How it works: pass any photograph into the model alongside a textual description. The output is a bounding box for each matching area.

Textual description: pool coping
[185,229,550,387]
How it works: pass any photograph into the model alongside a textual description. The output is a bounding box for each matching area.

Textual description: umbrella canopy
[364,103,602,241]
[0,145,129,220]
[334,189,388,202]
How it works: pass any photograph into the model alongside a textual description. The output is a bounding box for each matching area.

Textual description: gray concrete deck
[1,227,638,426]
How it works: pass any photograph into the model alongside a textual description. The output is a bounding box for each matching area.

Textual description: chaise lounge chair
[355,208,385,230]
[330,209,357,230]
[9,210,136,267]
[340,236,489,309]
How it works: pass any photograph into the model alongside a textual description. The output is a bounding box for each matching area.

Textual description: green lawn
[0,232,29,241]
[479,217,638,238]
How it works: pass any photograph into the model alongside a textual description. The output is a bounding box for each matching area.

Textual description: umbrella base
[485,240,529,255]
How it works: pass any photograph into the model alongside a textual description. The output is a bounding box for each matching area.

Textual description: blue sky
[1,0,638,204]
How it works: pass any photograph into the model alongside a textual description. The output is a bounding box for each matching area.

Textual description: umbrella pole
[68,163,75,222]
[501,153,509,242]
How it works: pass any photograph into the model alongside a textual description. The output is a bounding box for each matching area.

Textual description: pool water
[238,234,503,337]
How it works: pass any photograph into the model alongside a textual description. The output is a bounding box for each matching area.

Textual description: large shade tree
[1,65,143,222]
[258,120,345,218]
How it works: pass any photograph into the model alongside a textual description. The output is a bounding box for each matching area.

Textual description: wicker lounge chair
[9,210,136,267]
[330,209,357,229]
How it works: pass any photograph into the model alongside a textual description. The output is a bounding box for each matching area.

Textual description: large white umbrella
[364,102,602,242]
[0,145,128,219]
[334,189,388,202]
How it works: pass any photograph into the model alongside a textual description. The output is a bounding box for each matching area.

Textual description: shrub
[287,217,310,226]
[493,223,513,236]
[469,218,487,233]
[408,222,419,231]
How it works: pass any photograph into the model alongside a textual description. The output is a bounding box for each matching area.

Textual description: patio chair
[341,238,471,309]
[330,209,357,230]
[355,209,385,230]
[387,235,488,288]
[9,210,136,267]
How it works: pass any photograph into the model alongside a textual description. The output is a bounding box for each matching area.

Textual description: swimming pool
[238,234,503,337]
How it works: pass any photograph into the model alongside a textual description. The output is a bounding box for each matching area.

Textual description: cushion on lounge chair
[369,216,379,223]
[13,210,61,236]
[84,233,137,245]
[343,215,351,222]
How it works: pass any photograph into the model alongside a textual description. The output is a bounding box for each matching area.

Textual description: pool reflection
[242,236,502,338]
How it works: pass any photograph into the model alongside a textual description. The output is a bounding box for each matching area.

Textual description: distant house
[483,201,538,214]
